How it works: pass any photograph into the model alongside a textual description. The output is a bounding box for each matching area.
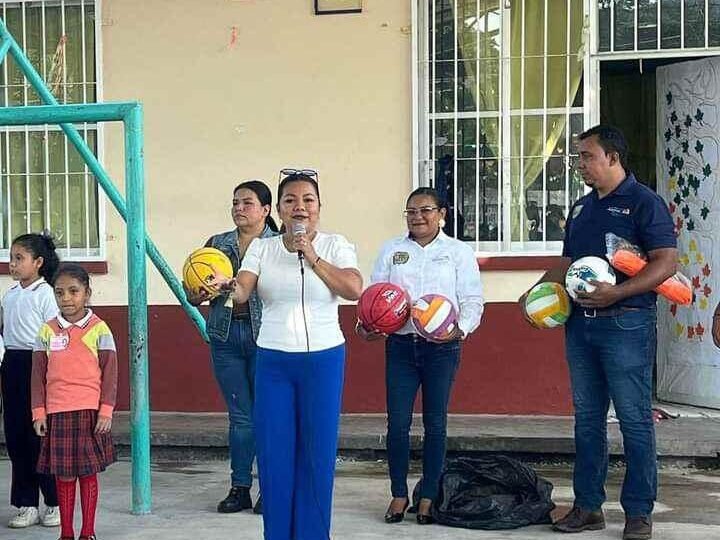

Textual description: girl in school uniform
[1,232,60,529]
[31,263,118,540]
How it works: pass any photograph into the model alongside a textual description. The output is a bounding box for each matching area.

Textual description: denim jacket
[205,224,278,342]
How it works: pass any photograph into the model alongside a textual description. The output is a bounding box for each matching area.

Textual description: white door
[656,57,720,409]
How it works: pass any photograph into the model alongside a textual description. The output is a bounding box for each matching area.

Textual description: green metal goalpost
[0,19,208,515]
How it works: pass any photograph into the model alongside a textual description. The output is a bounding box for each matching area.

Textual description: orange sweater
[31,311,118,421]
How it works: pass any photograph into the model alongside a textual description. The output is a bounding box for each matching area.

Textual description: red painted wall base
[94,304,572,415]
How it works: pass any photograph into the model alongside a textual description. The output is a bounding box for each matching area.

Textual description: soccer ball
[565,256,616,301]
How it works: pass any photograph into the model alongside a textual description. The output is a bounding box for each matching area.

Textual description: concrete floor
[0,459,719,540]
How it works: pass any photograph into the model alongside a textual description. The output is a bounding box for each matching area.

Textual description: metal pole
[0,21,208,342]
[0,37,12,62]
[125,104,151,514]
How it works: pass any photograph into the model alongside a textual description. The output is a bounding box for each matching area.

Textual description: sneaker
[217,486,252,513]
[41,505,61,527]
[552,506,606,533]
[8,506,40,528]
[623,516,652,540]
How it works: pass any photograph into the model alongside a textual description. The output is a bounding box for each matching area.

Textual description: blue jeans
[565,308,657,517]
[254,345,345,540]
[210,319,257,487]
[385,334,461,501]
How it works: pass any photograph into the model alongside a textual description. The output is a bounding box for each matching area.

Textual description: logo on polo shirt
[607,206,631,216]
[572,205,584,219]
[392,251,410,265]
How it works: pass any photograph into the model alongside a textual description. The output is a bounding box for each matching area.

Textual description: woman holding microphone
[358,187,484,525]
[227,169,362,540]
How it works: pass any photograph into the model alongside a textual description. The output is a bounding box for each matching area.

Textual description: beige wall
[0,0,541,304]
[93,0,413,304]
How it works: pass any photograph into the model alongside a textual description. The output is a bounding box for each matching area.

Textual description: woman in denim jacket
[184,180,278,514]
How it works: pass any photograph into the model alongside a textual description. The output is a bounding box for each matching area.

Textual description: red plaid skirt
[37,409,116,477]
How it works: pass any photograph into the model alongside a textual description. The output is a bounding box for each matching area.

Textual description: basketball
[183,247,233,299]
[357,282,411,334]
[411,294,458,341]
[565,256,616,301]
[524,282,572,328]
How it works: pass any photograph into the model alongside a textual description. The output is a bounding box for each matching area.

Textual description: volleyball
[357,282,411,334]
[524,282,572,328]
[183,247,233,299]
[565,256,616,301]
[411,294,458,341]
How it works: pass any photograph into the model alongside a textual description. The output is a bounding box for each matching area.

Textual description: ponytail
[11,231,61,284]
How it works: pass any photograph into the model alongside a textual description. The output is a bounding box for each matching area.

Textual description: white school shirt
[241,231,359,353]
[1,277,59,350]
[370,231,484,336]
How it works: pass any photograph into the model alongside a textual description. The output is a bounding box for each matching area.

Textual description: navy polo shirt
[562,173,676,309]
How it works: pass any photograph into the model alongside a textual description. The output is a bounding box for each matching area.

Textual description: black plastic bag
[411,455,555,529]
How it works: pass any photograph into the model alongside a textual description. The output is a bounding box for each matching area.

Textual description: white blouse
[241,231,359,353]
[370,231,484,336]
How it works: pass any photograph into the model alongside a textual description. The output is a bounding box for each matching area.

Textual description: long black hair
[234,180,279,232]
[11,231,60,284]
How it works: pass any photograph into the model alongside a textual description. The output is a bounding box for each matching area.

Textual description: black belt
[581,307,644,318]
[391,333,425,342]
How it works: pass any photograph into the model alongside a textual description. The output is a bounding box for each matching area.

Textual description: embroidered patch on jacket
[392,251,410,265]
[572,204,584,219]
[607,206,631,216]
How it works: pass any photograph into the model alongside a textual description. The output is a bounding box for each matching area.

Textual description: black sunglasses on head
[279,168,319,182]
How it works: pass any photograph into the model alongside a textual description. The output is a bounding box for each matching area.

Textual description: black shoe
[384,498,409,524]
[552,506,606,533]
[253,494,263,515]
[217,486,253,513]
[623,516,652,540]
[416,513,434,525]
[416,499,434,525]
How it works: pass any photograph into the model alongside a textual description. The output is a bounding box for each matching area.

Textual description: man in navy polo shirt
[520,126,677,540]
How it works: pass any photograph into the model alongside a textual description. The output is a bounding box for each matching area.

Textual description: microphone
[292,222,306,261]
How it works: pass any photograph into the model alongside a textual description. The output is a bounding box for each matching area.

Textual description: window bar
[41,1,51,233]
[634,0,638,51]
[61,0,67,104]
[41,1,47,80]
[431,0,436,188]
[610,0,615,52]
[519,0,526,248]
[43,129,50,234]
[422,0,430,184]
[474,0,481,251]
[22,2,31,235]
[94,1,105,258]
[63,129,70,256]
[705,0,709,48]
[564,0,570,218]
[657,0,661,50]
[81,0,90,254]
[500,0,511,251]
[61,0,70,256]
[2,3,10,247]
[680,0,685,48]
[453,0,458,239]
[541,0,549,247]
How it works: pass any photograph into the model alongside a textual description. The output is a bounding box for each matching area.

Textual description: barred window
[417,0,586,253]
[0,0,101,259]
[599,0,720,53]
